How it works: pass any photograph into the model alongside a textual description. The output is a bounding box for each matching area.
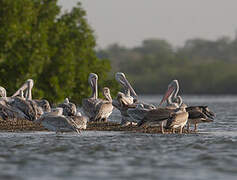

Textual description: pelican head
[202,106,215,118]
[159,79,179,107]
[136,104,144,109]
[27,79,34,88]
[0,86,7,98]
[115,72,137,98]
[103,87,112,102]
[64,98,70,104]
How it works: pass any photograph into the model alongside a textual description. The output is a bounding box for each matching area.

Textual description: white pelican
[12,79,51,113]
[159,80,181,109]
[82,73,102,121]
[113,72,155,125]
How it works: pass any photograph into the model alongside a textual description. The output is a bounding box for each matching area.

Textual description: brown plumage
[186,106,215,132]
[58,98,77,116]
[94,87,113,122]
[165,107,189,134]
[138,108,175,133]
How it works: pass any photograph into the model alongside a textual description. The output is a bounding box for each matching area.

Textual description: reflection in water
[0,95,237,180]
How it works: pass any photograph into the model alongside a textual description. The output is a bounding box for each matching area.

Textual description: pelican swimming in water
[35,108,87,133]
[82,73,103,121]
[186,106,215,132]
[94,87,113,122]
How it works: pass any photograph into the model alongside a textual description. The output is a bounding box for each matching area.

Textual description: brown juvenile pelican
[35,108,86,133]
[94,87,113,122]
[137,107,175,134]
[165,104,189,134]
[58,98,77,116]
[82,73,102,121]
[186,106,215,132]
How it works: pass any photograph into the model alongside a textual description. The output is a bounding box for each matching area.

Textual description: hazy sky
[58,0,237,48]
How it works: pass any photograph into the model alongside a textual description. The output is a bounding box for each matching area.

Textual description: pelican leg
[194,123,198,132]
[172,128,175,134]
[179,127,183,134]
[75,129,80,134]
[160,121,164,134]
[187,123,190,132]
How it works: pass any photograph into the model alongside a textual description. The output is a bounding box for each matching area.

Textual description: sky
[58,0,237,48]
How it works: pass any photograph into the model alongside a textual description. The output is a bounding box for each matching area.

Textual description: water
[0,95,237,180]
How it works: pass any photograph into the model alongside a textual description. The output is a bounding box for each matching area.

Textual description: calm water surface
[0,95,237,180]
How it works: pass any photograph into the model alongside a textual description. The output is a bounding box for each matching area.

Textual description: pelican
[8,96,43,121]
[13,79,51,113]
[0,87,29,122]
[94,87,113,122]
[137,107,175,134]
[0,83,44,121]
[35,108,87,133]
[137,80,185,133]
[159,80,181,109]
[82,73,102,121]
[113,72,154,125]
[58,98,77,116]
[12,79,33,100]
[186,106,215,132]
[165,103,189,134]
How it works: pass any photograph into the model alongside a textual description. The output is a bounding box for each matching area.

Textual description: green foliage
[97,38,237,94]
[0,0,118,103]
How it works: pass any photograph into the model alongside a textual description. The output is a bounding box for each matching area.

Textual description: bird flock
[0,72,215,134]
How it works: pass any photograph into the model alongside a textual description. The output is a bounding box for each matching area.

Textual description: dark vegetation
[0,0,118,104]
[98,37,237,94]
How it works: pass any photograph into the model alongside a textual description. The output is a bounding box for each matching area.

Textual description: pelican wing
[94,102,113,121]
[127,108,149,121]
[166,112,189,128]
[138,108,174,126]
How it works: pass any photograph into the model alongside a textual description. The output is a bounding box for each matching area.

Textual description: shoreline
[0,119,195,134]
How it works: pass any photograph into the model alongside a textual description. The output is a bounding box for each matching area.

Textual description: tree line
[0,0,118,104]
[97,36,237,94]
